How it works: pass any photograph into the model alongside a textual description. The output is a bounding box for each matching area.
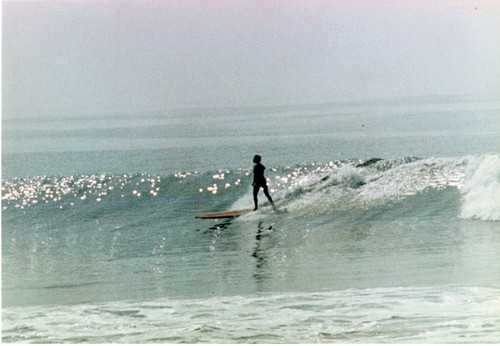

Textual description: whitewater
[2,95,500,343]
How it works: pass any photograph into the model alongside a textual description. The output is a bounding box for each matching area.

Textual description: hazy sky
[3,0,500,118]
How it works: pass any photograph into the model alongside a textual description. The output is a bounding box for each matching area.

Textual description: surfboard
[195,208,253,219]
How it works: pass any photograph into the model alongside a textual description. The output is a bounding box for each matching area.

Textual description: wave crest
[267,157,469,217]
[460,154,500,221]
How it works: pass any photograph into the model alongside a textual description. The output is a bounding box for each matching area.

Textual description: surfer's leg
[262,184,274,205]
[253,185,260,210]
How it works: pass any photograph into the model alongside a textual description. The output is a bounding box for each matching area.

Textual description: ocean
[2,94,500,343]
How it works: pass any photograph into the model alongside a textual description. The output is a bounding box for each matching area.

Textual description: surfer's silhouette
[252,155,274,210]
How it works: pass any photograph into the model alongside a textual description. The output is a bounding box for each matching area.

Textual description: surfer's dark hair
[253,155,261,163]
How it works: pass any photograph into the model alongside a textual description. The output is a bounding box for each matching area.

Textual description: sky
[2,0,500,118]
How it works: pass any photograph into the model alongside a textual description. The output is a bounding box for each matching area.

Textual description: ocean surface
[2,94,500,343]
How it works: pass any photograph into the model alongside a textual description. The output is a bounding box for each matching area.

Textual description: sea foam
[460,154,500,221]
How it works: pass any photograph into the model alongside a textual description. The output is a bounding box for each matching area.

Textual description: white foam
[360,156,468,199]
[460,154,500,221]
[230,156,493,220]
[3,286,499,343]
[328,164,365,188]
[277,157,470,216]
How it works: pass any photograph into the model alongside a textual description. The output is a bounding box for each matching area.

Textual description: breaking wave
[2,155,498,221]
[460,154,500,221]
[234,156,469,218]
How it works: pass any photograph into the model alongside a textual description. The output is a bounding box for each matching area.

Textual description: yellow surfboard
[195,208,253,219]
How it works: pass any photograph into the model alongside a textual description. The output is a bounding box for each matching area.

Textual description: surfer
[252,155,274,210]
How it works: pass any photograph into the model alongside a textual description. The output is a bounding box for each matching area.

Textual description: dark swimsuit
[253,163,267,187]
[253,163,273,209]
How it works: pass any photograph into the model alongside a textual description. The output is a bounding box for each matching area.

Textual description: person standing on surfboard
[252,155,274,210]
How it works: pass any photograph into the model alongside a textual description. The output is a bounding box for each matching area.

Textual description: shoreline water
[3,285,499,343]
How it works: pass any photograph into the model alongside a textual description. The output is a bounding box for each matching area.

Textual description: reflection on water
[253,222,275,289]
